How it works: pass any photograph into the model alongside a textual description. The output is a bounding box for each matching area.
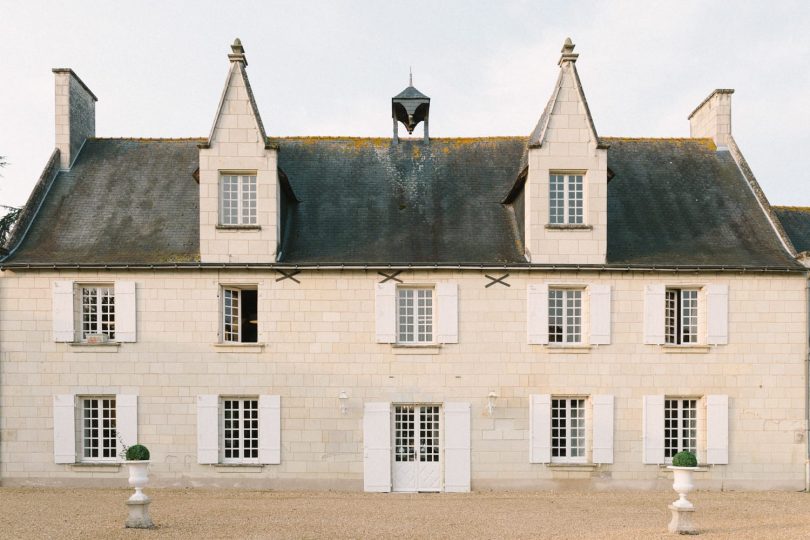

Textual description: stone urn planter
[122,444,154,529]
[666,451,699,535]
[667,465,699,509]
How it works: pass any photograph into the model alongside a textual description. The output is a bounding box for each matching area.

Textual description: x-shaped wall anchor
[485,273,510,288]
[378,270,403,283]
[275,269,301,283]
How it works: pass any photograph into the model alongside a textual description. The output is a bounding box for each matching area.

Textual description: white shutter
[444,402,470,492]
[375,282,396,343]
[115,281,137,342]
[529,394,551,463]
[197,394,220,464]
[706,394,729,465]
[436,282,459,344]
[643,284,666,345]
[53,394,77,464]
[363,402,391,492]
[52,281,75,342]
[258,395,281,464]
[589,284,611,345]
[527,284,549,345]
[642,395,665,464]
[116,394,138,459]
[592,394,614,464]
[707,284,729,345]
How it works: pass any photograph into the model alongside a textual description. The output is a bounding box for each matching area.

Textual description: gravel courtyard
[1,488,809,539]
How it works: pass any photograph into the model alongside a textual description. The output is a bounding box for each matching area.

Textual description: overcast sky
[1,0,808,207]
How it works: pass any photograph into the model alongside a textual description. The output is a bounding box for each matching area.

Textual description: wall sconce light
[339,391,349,415]
[487,391,498,417]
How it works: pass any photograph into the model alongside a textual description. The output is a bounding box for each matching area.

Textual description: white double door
[392,404,442,492]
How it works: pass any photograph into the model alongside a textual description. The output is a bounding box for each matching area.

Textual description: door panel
[392,404,442,492]
[392,405,417,492]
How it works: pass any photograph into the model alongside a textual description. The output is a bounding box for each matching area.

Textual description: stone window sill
[547,463,599,471]
[392,345,442,355]
[70,462,122,472]
[213,464,264,473]
[215,225,262,231]
[212,343,265,353]
[69,343,121,353]
[661,345,711,354]
[546,345,591,354]
[544,224,593,230]
[657,464,711,471]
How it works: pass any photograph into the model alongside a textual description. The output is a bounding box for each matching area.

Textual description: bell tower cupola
[392,71,430,144]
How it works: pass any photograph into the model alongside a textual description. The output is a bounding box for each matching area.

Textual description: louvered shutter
[197,395,219,464]
[116,394,138,459]
[444,402,470,492]
[707,284,729,345]
[643,284,666,345]
[436,282,459,343]
[589,284,611,345]
[115,281,137,342]
[375,283,396,343]
[527,284,549,345]
[52,281,75,342]
[363,402,391,492]
[258,395,281,464]
[592,394,614,464]
[642,395,665,464]
[706,394,729,464]
[529,394,551,463]
[53,394,77,464]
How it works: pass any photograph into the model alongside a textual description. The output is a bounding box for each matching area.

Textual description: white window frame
[551,397,587,464]
[219,173,258,226]
[549,172,585,225]
[79,396,117,463]
[79,284,115,342]
[221,285,258,343]
[548,288,583,344]
[665,288,699,345]
[396,287,434,345]
[220,397,260,464]
[664,397,698,460]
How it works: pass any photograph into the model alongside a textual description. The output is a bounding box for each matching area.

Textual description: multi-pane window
[419,406,440,463]
[665,398,697,459]
[665,288,699,345]
[551,397,586,463]
[548,289,582,344]
[222,398,259,463]
[397,288,433,344]
[81,397,117,461]
[81,286,115,341]
[220,174,257,225]
[549,173,584,225]
[222,287,258,343]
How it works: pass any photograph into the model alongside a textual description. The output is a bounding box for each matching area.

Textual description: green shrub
[126,444,150,461]
[672,451,697,467]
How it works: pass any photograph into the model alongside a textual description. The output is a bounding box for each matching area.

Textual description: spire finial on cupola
[558,37,579,66]
[229,37,247,66]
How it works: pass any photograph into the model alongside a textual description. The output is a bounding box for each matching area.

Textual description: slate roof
[773,207,810,254]
[3,136,801,269]
[393,86,429,100]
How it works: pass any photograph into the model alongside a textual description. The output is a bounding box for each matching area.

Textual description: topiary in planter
[672,450,697,467]
[126,444,150,461]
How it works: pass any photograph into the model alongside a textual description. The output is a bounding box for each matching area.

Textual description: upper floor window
[548,288,582,344]
[665,288,698,345]
[397,287,433,344]
[220,174,257,226]
[81,285,115,342]
[549,173,583,225]
[222,286,258,343]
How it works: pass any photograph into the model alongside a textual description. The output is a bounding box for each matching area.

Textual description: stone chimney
[688,89,734,149]
[53,68,97,169]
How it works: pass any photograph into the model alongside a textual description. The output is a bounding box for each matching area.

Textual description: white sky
[0,0,808,207]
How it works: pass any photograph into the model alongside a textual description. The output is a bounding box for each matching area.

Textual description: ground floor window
[81,396,117,461]
[551,397,586,463]
[222,397,259,463]
[665,398,697,458]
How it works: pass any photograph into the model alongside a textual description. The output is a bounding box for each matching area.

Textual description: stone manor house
[1,38,809,492]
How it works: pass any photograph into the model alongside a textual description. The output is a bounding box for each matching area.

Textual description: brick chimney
[688,89,734,149]
[53,68,97,169]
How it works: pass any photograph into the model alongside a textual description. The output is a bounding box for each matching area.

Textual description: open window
[221,286,258,343]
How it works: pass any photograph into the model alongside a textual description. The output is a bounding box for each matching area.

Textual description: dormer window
[220,173,257,226]
[549,173,584,225]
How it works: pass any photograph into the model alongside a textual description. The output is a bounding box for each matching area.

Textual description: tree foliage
[0,205,21,248]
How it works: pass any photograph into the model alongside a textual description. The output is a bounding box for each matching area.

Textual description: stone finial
[558,37,579,66]
[228,38,247,66]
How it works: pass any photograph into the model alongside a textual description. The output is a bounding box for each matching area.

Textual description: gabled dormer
[525,38,608,264]
[199,39,279,263]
